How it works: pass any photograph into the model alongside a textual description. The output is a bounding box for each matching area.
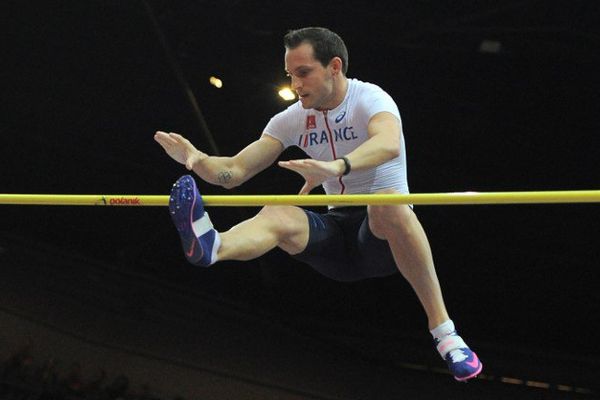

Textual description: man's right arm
[190,134,284,189]
[155,131,283,189]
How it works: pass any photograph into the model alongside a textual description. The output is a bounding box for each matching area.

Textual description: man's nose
[291,75,302,91]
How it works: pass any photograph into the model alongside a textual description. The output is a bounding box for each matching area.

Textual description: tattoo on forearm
[217,170,233,184]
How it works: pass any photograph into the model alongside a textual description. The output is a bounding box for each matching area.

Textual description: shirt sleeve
[358,84,401,122]
[263,106,300,149]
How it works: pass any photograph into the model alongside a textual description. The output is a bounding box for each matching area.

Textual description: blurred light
[526,380,550,389]
[500,377,523,385]
[479,39,502,54]
[278,87,296,101]
[209,76,223,88]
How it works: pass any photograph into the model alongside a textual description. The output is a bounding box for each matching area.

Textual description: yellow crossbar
[0,191,599,207]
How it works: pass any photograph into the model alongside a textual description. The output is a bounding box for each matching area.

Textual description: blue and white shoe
[169,175,220,266]
[436,332,482,381]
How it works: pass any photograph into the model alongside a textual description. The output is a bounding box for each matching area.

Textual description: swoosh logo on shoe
[466,356,479,369]
[186,240,196,257]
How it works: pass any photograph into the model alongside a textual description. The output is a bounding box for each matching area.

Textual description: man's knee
[367,190,414,239]
[258,205,304,228]
[258,205,309,253]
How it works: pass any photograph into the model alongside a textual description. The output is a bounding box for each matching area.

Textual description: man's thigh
[292,208,397,282]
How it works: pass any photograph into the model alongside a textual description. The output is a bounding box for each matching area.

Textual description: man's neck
[319,76,348,111]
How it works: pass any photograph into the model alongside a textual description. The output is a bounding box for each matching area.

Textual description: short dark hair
[283,27,349,75]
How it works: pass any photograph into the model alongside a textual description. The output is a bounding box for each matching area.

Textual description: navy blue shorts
[292,207,399,282]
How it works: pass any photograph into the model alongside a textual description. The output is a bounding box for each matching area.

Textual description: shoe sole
[169,176,204,264]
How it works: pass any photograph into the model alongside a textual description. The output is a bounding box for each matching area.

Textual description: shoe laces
[448,348,468,364]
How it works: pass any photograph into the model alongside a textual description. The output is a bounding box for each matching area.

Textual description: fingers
[154,131,168,142]
[279,159,321,167]
[298,182,313,195]
[278,159,309,172]
[155,131,185,142]
[154,132,174,152]
[168,132,186,143]
[155,131,194,154]
[278,160,291,170]
[154,131,177,147]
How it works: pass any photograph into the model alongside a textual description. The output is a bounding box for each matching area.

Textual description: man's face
[285,43,335,110]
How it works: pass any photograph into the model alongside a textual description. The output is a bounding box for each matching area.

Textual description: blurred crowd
[1,342,183,400]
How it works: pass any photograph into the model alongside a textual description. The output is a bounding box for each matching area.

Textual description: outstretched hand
[278,159,343,195]
[154,131,206,170]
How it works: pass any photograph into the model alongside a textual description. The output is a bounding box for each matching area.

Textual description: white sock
[430,319,456,340]
[430,320,469,361]
[192,212,221,265]
[209,231,221,265]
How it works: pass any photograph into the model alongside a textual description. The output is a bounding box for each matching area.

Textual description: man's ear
[330,57,343,75]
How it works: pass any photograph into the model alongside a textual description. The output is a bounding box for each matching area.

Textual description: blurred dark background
[1,1,599,399]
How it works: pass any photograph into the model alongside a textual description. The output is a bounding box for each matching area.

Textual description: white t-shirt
[264,78,409,196]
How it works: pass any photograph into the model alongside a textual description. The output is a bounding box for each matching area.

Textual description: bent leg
[367,190,482,381]
[367,193,449,330]
[217,205,310,261]
[170,175,309,267]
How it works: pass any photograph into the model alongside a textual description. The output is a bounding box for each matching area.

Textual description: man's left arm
[342,111,401,171]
